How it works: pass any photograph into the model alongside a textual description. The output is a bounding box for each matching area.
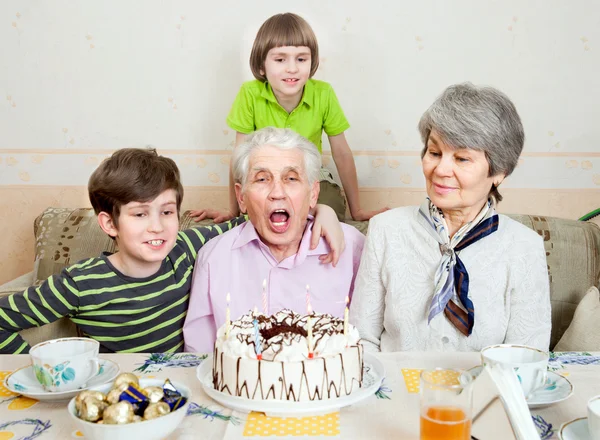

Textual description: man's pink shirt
[183,219,365,353]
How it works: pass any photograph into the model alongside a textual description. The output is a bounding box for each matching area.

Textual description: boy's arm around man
[0,215,248,355]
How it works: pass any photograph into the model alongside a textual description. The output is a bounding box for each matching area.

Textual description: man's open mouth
[269,209,291,233]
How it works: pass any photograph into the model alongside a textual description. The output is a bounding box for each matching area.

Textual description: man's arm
[0,271,80,354]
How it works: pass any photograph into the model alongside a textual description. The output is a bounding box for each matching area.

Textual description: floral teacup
[481,344,548,400]
[29,337,100,392]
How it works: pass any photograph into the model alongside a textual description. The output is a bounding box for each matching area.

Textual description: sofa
[1,207,599,350]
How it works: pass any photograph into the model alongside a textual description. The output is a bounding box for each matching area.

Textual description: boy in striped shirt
[0,148,343,354]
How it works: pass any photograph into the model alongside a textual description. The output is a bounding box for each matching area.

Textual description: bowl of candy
[68,372,191,440]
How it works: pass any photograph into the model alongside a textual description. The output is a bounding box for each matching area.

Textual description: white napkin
[471,366,517,440]
[483,363,540,440]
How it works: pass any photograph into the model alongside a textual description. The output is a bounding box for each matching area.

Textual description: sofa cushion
[554,286,600,351]
[33,208,116,285]
[506,215,600,348]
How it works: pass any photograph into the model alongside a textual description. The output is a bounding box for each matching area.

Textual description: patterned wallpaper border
[1,153,599,189]
[1,149,600,157]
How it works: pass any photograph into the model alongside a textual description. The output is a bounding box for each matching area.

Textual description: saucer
[4,358,119,401]
[467,365,573,409]
[559,417,591,440]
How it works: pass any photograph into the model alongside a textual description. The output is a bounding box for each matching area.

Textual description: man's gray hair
[418,82,524,202]
[232,127,322,189]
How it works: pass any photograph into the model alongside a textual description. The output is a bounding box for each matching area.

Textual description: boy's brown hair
[249,13,319,82]
[88,148,184,227]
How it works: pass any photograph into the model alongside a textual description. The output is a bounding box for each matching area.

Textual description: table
[0,351,598,439]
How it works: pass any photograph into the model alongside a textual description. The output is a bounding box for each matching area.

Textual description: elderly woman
[350,83,551,352]
[183,127,365,352]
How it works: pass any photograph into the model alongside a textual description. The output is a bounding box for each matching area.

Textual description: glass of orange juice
[420,368,473,440]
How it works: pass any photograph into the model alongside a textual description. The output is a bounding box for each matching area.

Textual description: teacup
[481,344,548,400]
[29,337,100,392]
[589,395,600,440]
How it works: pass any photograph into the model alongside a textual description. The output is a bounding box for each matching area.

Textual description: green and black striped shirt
[0,217,246,354]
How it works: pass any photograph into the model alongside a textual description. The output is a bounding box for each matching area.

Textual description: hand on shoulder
[189,208,235,223]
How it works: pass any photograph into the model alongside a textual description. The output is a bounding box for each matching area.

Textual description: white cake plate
[197,352,385,417]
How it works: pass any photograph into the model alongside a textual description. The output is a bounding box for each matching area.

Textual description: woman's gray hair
[418,82,524,202]
[232,127,322,189]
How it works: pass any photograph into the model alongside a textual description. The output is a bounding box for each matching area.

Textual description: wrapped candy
[75,390,106,413]
[74,374,185,425]
[143,386,164,404]
[119,383,150,416]
[80,397,108,422]
[106,388,123,405]
[113,372,139,390]
[103,401,135,425]
[162,379,186,411]
[143,402,171,420]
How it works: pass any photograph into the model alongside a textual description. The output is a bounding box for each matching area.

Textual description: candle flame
[307,303,312,314]
[262,279,267,289]
[226,292,230,303]
[345,295,350,305]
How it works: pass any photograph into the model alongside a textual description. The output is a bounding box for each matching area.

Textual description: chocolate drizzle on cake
[212,309,364,402]
[260,323,308,340]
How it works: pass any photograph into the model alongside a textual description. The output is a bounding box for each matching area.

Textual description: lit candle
[344,296,349,342]
[225,293,231,339]
[307,303,314,359]
[262,279,268,315]
[305,284,311,313]
[253,318,262,360]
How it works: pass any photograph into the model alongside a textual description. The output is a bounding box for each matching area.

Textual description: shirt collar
[231,215,329,268]
[261,80,314,108]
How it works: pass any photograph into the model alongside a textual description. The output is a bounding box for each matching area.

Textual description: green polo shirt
[226,79,350,153]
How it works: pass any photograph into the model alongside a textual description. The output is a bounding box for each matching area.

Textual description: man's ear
[97,211,118,238]
[234,183,247,214]
[309,180,320,210]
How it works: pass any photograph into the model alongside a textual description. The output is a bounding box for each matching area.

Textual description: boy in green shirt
[191,12,389,223]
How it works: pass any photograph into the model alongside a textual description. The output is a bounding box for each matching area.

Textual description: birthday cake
[212,309,364,402]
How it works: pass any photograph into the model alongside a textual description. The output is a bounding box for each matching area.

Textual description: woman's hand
[311,204,346,266]
[189,209,235,223]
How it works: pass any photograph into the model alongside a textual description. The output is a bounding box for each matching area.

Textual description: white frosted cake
[212,309,364,402]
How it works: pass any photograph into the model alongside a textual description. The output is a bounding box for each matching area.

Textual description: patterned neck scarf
[417,197,499,336]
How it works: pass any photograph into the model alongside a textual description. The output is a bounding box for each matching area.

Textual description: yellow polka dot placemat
[401,369,423,393]
[402,369,462,394]
[243,411,340,436]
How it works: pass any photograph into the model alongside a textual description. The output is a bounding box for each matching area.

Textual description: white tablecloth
[0,351,598,439]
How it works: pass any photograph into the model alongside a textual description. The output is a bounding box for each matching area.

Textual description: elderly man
[183,127,365,353]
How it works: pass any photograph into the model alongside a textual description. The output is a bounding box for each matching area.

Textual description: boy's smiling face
[261,46,311,109]
[98,189,180,278]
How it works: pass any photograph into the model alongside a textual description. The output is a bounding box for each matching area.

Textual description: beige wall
[1,0,599,284]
